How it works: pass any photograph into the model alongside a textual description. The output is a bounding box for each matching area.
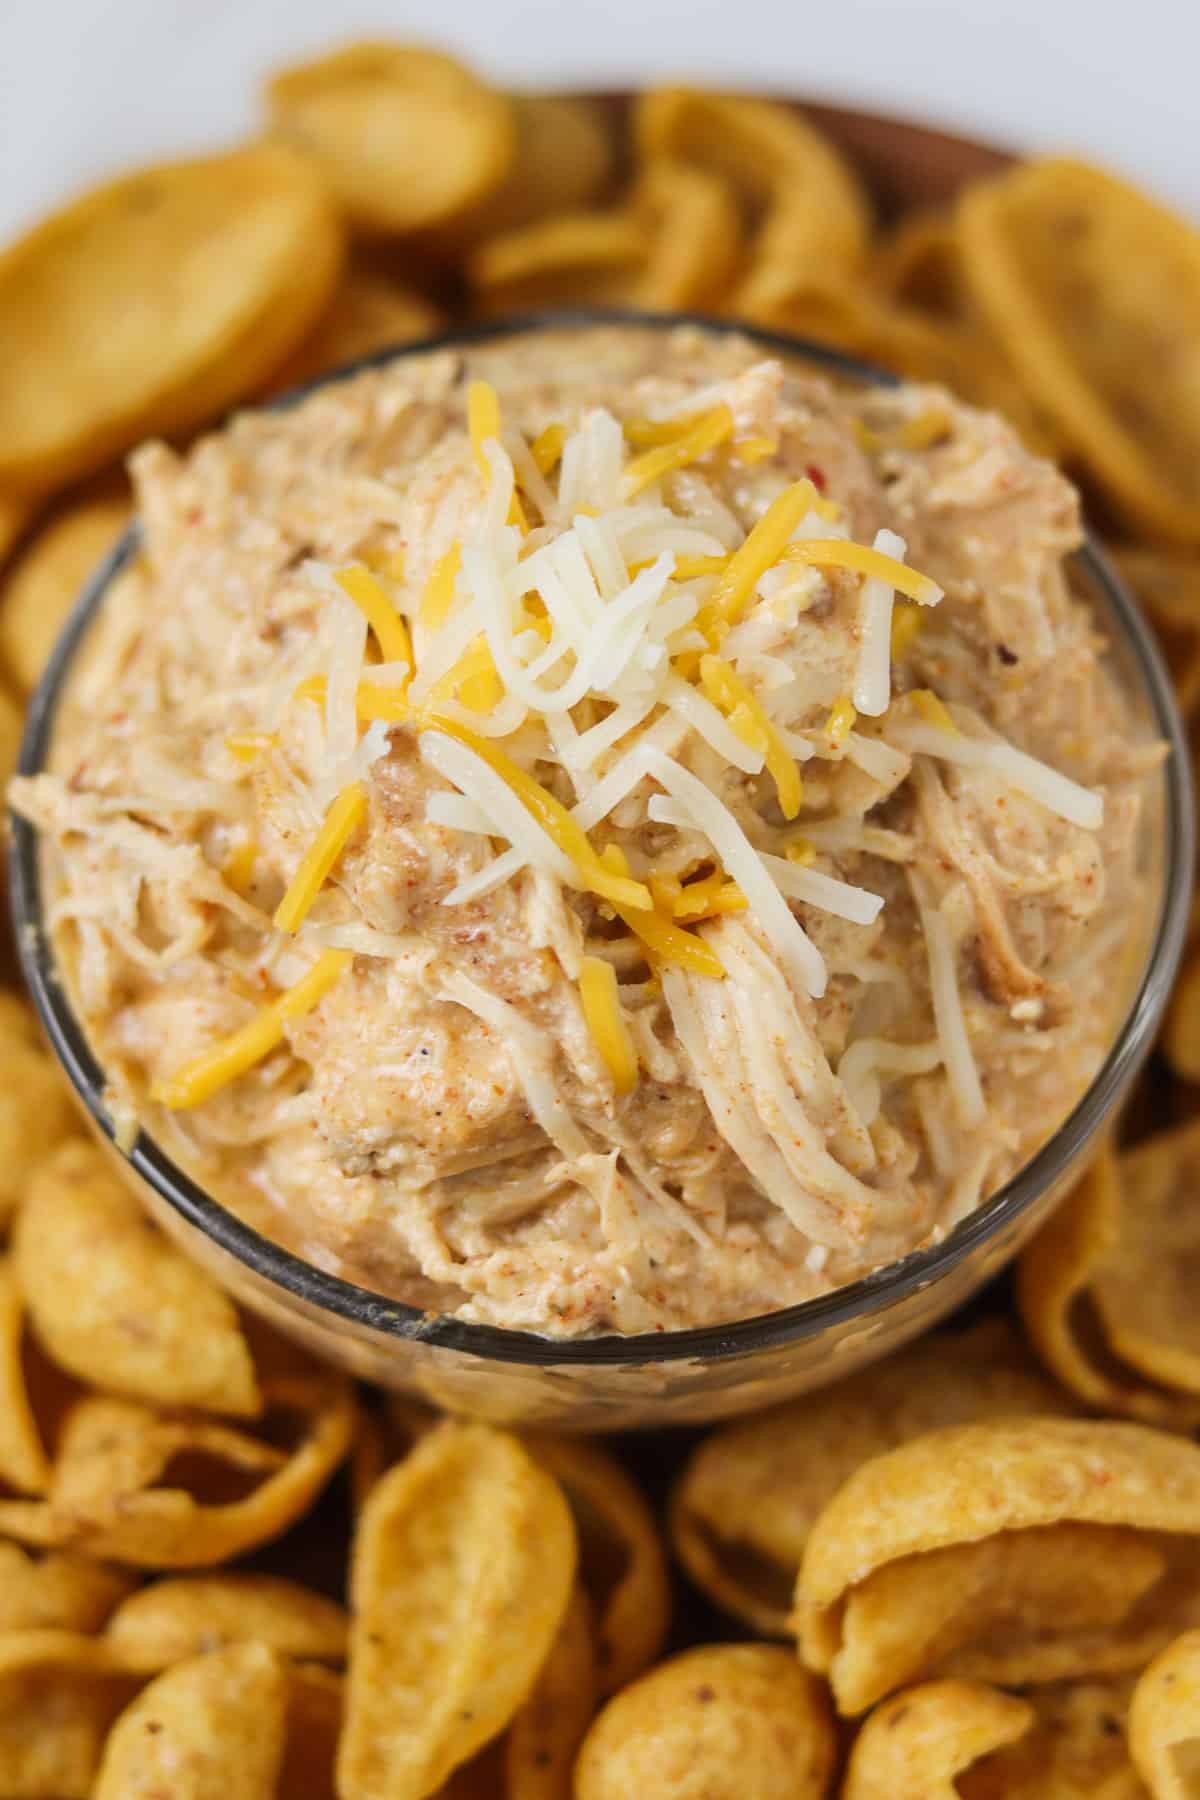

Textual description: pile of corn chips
[3,40,1200,1797]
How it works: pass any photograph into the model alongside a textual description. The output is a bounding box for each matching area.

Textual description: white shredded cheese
[640,747,828,999]
[889,719,1104,830]
[853,528,906,716]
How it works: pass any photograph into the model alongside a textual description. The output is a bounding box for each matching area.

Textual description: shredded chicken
[12,324,1154,1336]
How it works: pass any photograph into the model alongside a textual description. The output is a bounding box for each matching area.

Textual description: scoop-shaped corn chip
[40,1373,355,1567]
[280,1663,342,1800]
[842,1680,1034,1798]
[0,1259,51,1495]
[1017,1151,1200,1428]
[0,492,35,566]
[15,1142,260,1417]
[339,1422,576,1800]
[574,1643,835,1800]
[0,145,343,494]
[267,43,515,238]
[469,212,649,314]
[0,488,129,692]
[672,1319,1069,1636]
[505,1584,595,1800]
[433,94,615,251]
[0,1543,133,1635]
[1113,548,1200,718]
[824,1522,1166,1713]
[872,209,966,316]
[798,1418,1200,1676]
[0,1628,144,1800]
[958,158,1200,545]
[0,1040,79,1232]
[350,1392,439,1513]
[104,1573,348,1671]
[92,1641,288,1800]
[1129,1629,1200,1798]
[632,158,743,310]
[1090,1124,1200,1397]
[958,1676,1143,1798]
[635,88,870,311]
[525,1431,671,1695]
[268,263,443,395]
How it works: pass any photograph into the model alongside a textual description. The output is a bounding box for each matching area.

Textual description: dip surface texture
[16,325,1152,1335]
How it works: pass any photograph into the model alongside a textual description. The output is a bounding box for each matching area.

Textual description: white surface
[3,0,1198,245]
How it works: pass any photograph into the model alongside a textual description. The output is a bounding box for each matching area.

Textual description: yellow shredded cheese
[468,380,527,531]
[224,732,277,764]
[599,846,725,979]
[418,544,462,634]
[909,688,960,734]
[428,720,652,912]
[732,435,778,465]
[295,676,412,724]
[628,551,729,580]
[857,409,951,453]
[620,406,735,499]
[783,539,942,605]
[151,949,352,1110]
[702,478,821,637]
[648,872,683,912]
[826,695,857,749]
[890,599,925,659]
[428,637,503,713]
[530,421,566,476]
[335,565,413,671]
[273,783,368,933]
[579,955,639,1094]
[468,380,503,480]
[673,872,748,920]
[785,837,817,866]
[623,411,708,447]
[698,654,803,819]
[221,835,257,894]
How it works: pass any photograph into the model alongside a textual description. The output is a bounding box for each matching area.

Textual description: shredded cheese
[698,653,803,819]
[579,955,639,1093]
[427,637,504,713]
[909,689,960,734]
[673,872,748,920]
[890,599,924,659]
[858,408,952,453]
[599,846,725,979]
[273,783,367,933]
[783,538,943,605]
[826,696,857,749]
[620,406,734,499]
[224,732,277,763]
[639,748,827,998]
[417,544,462,635]
[890,719,1104,830]
[702,479,820,638]
[334,565,413,670]
[424,721,652,910]
[852,527,907,718]
[296,676,411,724]
[785,837,816,865]
[732,435,777,464]
[530,422,566,476]
[468,381,528,530]
[221,835,257,894]
[151,949,352,1109]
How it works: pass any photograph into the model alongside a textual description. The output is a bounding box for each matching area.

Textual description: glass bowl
[9,310,1194,1430]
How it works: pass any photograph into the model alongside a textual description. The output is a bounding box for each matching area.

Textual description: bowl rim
[10,305,1194,1368]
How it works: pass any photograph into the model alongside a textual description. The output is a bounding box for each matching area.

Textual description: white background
[2,0,1198,245]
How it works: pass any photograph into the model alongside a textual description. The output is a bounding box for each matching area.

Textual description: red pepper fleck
[805,464,827,491]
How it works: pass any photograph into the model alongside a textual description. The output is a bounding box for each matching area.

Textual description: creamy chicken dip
[15,324,1155,1336]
